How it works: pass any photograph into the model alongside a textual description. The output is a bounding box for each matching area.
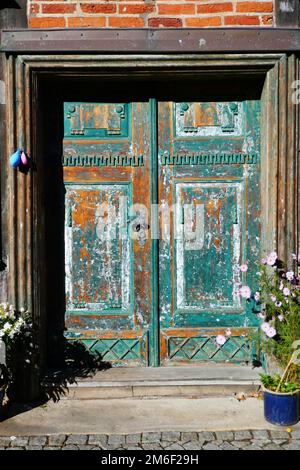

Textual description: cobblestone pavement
[0,430,300,450]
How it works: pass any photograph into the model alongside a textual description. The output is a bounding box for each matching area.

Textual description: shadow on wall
[1,341,111,422]
[42,339,112,402]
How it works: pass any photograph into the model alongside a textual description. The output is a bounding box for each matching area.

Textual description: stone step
[43,365,262,400]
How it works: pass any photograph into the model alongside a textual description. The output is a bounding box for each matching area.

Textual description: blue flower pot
[264,388,300,426]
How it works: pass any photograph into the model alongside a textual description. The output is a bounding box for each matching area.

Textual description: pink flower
[240,264,248,272]
[254,292,260,302]
[275,301,282,307]
[286,271,294,281]
[258,312,266,319]
[267,251,277,266]
[261,322,277,338]
[283,287,290,296]
[270,295,277,302]
[266,326,277,338]
[225,329,232,337]
[261,322,271,334]
[216,335,226,346]
[278,314,284,322]
[261,258,267,265]
[239,285,251,299]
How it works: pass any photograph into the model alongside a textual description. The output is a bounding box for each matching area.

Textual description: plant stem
[276,356,293,392]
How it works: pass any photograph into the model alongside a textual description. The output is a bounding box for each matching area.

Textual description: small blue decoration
[10,148,22,168]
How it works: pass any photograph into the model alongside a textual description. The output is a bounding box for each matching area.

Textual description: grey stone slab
[142,444,163,450]
[29,436,47,446]
[199,432,215,441]
[43,447,62,450]
[251,430,270,440]
[88,434,108,446]
[263,443,282,450]
[202,442,220,450]
[66,434,88,445]
[161,431,181,442]
[47,435,66,446]
[220,441,239,450]
[6,447,24,450]
[163,443,185,451]
[107,435,126,446]
[234,431,252,440]
[26,446,43,450]
[127,446,143,451]
[251,439,268,448]
[0,437,12,446]
[272,439,289,445]
[215,431,234,441]
[62,444,79,450]
[180,432,198,443]
[269,430,290,440]
[77,445,98,450]
[10,437,29,447]
[103,443,125,451]
[182,441,204,450]
[283,441,300,450]
[243,444,263,451]
[125,434,141,445]
[142,432,161,443]
[291,431,300,439]
[232,440,253,448]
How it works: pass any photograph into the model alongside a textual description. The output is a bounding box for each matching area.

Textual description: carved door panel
[63,102,152,366]
[158,101,261,365]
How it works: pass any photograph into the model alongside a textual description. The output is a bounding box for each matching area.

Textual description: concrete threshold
[1,396,300,436]
[43,364,262,399]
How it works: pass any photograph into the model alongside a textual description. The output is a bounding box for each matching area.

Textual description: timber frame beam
[2,52,299,398]
[2,28,300,53]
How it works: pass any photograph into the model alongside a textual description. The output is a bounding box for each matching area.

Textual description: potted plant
[244,252,300,426]
[0,302,31,418]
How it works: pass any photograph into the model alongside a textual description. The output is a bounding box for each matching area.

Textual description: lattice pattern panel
[168,336,251,363]
[81,338,147,365]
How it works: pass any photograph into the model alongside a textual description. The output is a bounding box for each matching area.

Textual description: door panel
[63,101,152,366]
[158,100,261,365]
[63,97,261,367]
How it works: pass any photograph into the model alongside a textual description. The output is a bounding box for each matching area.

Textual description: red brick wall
[28,1,274,28]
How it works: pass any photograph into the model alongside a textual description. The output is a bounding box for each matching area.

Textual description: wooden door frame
[4,53,298,398]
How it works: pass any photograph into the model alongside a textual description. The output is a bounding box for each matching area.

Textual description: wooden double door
[63,97,261,366]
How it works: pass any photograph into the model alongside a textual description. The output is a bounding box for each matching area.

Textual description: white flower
[270,294,277,302]
[240,264,248,272]
[266,326,277,338]
[239,286,251,299]
[3,322,11,333]
[261,322,277,338]
[278,314,284,322]
[286,271,294,281]
[258,312,266,319]
[279,282,284,291]
[283,287,290,296]
[216,335,227,346]
[261,322,271,333]
[267,251,277,266]
[254,292,260,301]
